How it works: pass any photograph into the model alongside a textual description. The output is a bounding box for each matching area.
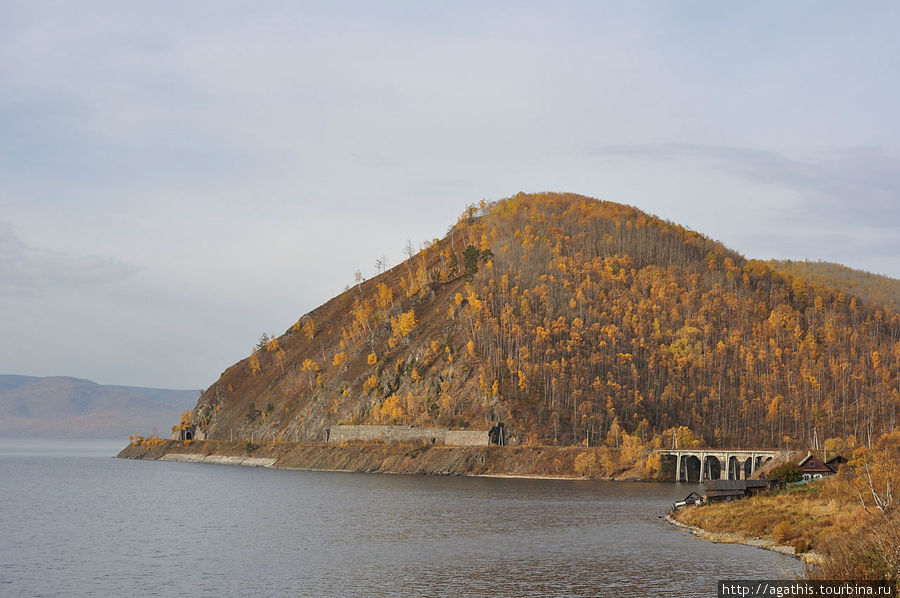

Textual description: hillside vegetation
[188,193,900,450]
[770,260,900,312]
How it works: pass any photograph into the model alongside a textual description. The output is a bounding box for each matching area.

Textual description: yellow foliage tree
[644,453,662,478]
[374,394,404,423]
[375,282,393,312]
[390,310,417,343]
[620,433,647,470]
[363,374,379,394]
[598,446,620,477]
[850,430,900,513]
[301,358,318,387]
[574,451,598,478]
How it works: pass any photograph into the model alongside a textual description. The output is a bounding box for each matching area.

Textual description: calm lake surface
[0,439,800,597]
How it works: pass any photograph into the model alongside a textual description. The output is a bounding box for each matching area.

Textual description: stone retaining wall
[445,430,491,446]
[327,425,489,446]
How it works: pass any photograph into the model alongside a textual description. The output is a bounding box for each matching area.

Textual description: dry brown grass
[805,509,900,587]
[672,475,869,554]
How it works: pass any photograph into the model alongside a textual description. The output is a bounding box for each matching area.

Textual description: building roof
[705,489,746,498]
[705,479,767,491]
[799,453,835,473]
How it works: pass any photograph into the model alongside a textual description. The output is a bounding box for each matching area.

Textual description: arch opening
[742,457,753,478]
[683,455,701,482]
[705,456,722,480]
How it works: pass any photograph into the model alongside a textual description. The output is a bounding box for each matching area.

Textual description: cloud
[588,144,900,228]
[0,223,141,296]
[0,3,897,387]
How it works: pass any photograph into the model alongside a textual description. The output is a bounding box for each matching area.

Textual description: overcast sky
[1,1,898,389]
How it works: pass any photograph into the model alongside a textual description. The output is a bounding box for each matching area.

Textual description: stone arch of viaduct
[656,449,777,482]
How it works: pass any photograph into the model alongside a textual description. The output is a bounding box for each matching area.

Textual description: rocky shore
[664,513,824,564]
[117,439,636,480]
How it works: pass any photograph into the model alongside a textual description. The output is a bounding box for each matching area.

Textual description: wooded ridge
[182,192,900,452]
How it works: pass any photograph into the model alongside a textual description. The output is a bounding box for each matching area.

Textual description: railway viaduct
[656,449,779,482]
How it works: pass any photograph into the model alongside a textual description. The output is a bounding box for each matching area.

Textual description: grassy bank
[671,431,900,586]
[671,477,866,556]
[671,476,900,585]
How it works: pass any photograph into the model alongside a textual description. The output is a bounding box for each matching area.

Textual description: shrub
[772,520,794,544]
[806,510,900,584]
[790,537,812,553]
[770,464,803,484]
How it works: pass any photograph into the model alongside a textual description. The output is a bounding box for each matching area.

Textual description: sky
[1,1,898,389]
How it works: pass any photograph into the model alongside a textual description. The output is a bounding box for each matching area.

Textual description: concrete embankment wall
[160,453,276,467]
[327,425,489,446]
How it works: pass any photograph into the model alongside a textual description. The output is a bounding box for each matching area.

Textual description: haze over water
[0,440,799,597]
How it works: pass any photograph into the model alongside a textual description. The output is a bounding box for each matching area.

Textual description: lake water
[0,439,800,597]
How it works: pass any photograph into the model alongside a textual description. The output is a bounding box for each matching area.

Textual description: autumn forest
[190,193,900,454]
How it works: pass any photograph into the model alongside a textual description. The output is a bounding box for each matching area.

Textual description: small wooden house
[703,479,769,502]
[798,453,836,480]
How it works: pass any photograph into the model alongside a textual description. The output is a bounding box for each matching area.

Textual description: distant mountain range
[0,375,200,439]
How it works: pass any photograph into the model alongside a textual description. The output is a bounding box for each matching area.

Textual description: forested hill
[770,260,900,312]
[187,193,900,450]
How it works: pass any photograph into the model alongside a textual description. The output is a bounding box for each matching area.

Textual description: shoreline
[116,439,655,481]
[474,473,583,480]
[136,449,594,481]
[664,513,823,564]
[161,453,621,481]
